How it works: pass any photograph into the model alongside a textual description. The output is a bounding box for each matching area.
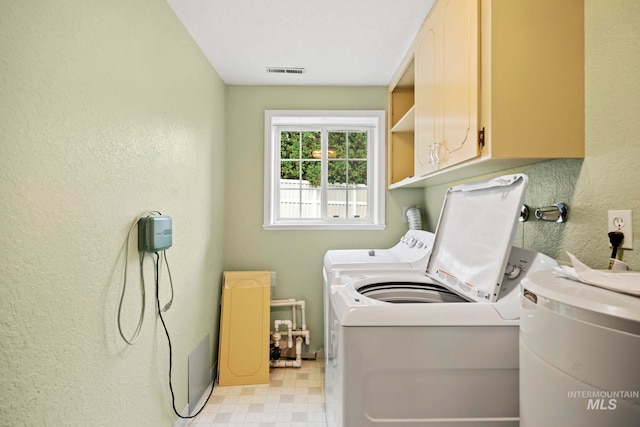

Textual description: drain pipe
[292,305,297,330]
[272,299,307,333]
[299,300,307,332]
[271,298,297,306]
[270,298,310,367]
[274,319,293,348]
[289,329,310,345]
[270,336,303,368]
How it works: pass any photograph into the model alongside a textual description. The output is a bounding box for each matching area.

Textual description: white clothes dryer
[324,174,556,426]
[323,229,435,275]
[520,271,640,426]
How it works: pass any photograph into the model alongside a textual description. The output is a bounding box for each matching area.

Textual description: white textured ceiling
[166,0,435,86]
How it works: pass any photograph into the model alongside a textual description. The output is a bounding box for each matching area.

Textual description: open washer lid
[426,174,528,303]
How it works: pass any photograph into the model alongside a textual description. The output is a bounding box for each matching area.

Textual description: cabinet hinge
[478,127,485,150]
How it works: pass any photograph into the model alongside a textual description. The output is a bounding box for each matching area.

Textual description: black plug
[608,231,624,259]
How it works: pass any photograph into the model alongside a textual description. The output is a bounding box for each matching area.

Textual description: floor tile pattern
[186,360,325,427]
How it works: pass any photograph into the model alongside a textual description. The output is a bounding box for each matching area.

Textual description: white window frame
[263,110,386,230]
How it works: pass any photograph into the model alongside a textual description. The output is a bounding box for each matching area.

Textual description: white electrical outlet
[608,210,633,249]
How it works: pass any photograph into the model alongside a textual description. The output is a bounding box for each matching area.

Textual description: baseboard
[172,380,214,427]
[188,334,211,414]
[173,364,216,427]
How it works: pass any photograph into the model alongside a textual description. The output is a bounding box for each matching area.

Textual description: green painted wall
[422,0,640,270]
[1,0,637,425]
[0,0,225,425]
[224,86,425,353]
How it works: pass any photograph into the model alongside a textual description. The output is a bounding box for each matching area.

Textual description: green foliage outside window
[280,130,368,187]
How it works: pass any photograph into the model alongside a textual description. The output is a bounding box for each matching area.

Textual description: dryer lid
[426,174,528,303]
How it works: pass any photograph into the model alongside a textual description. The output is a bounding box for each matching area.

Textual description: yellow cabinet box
[218,271,271,386]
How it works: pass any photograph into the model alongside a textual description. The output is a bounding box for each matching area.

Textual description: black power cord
[608,231,624,259]
[154,252,214,420]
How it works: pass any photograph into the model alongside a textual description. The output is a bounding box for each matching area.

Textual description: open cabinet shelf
[387,0,584,189]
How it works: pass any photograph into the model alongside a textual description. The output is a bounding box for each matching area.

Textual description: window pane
[279,189,300,218]
[301,161,321,187]
[301,131,321,160]
[280,131,300,159]
[348,160,367,186]
[348,189,368,219]
[328,132,346,158]
[267,111,384,229]
[327,186,368,219]
[328,160,347,185]
[280,160,300,181]
[326,188,346,218]
[348,132,368,159]
[279,188,322,219]
[300,188,321,219]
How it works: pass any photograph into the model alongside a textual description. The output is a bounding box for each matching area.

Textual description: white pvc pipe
[270,298,310,367]
[270,299,296,306]
[274,319,293,348]
[291,305,297,330]
[271,300,307,330]
[295,336,302,357]
[270,359,301,368]
[289,330,310,345]
[299,300,306,331]
[274,319,292,330]
[272,331,281,347]
[270,336,303,368]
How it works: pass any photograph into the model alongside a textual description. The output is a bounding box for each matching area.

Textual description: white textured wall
[424,0,640,270]
[0,1,225,425]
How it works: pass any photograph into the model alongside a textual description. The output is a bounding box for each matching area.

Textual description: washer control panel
[499,246,557,299]
[397,230,434,255]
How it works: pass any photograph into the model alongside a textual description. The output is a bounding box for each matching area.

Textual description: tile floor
[185,360,326,427]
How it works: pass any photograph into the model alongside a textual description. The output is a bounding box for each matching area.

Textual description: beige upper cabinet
[387,58,416,185]
[388,0,584,188]
[414,3,439,177]
[415,0,479,177]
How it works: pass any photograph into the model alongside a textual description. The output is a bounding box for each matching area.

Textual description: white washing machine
[322,229,435,367]
[325,174,558,426]
[322,228,436,323]
[323,229,435,297]
[520,270,640,426]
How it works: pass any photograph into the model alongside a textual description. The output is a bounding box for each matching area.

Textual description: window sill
[262,223,386,231]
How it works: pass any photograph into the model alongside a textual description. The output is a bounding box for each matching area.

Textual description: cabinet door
[439,0,480,168]
[414,2,442,177]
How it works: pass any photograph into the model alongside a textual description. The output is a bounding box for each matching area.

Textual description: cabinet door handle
[429,142,443,165]
[429,144,438,165]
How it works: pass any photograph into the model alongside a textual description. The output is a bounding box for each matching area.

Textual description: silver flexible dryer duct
[405,206,423,230]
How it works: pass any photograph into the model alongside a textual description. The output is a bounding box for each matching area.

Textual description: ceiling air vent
[266,67,306,74]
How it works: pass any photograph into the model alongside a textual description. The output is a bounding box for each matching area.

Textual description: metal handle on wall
[520,203,568,223]
[535,203,568,223]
